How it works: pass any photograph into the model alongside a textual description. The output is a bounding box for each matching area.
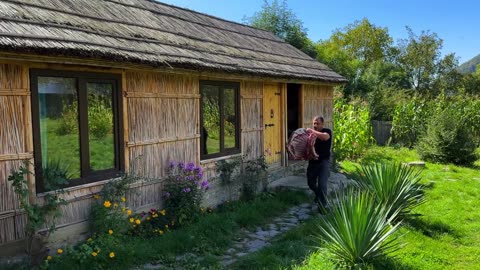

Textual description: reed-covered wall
[0,63,30,245]
[302,84,334,129]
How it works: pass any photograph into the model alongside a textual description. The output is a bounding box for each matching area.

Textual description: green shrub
[315,188,401,268]
[88,97,113,139]
[163,162,209,226]
[416,106,478,166]
[239,156,268,201]
[350,162,424,221]
[56,101,78,136]
[334,98,374,160]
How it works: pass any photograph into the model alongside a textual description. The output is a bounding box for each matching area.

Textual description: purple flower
[169,161,176,168]
[164,192,170,198]
[178,162,185,169]
[187,162,196,171]
[201,180,209,189]
[182,187,191,193]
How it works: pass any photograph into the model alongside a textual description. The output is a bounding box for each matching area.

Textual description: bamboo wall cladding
[302,84,334,129]
[241,81,263,160]
[0,160,27,244]
[125,71,199,179]
[0,63,29,245]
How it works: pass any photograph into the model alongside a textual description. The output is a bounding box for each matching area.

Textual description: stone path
[218,202,315,267]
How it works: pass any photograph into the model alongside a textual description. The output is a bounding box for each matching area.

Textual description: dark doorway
[287,83,301,139]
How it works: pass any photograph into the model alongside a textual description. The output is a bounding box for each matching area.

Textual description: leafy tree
[462,64,480,95]
[244,0,316,57]
[316,18,394,97]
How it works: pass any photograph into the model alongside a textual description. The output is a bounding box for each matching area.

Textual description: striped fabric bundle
[287,128,319,160]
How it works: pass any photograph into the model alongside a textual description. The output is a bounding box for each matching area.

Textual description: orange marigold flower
[104,201,111,208]
[129,217,134,223]
[91,252,98,257]
[109,252,115,258]
[135,219,141,225]
[57,248,63,254]
[108,229,113,235]
[46,255,52,261]
[127,209,132,216]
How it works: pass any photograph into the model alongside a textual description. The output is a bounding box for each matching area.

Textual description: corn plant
[350,162,424,222]
[315,188,401,268]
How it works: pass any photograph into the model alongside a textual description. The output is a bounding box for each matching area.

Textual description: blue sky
[158,0,479,64]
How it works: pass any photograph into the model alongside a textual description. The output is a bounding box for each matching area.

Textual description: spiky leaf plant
[351,162,424,221]
[315,189,401,268]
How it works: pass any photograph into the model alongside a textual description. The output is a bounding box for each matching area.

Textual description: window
[31,70,123,192]
[200,81,240,159]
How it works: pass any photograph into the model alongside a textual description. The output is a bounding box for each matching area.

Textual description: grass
[41,118,114,178]
[232,145,480,269]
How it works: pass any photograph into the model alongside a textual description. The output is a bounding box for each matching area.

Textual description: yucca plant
[315,188,401,268]
[351,162,424,222]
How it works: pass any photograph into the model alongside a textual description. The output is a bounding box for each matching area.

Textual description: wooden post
[122,70,130,173]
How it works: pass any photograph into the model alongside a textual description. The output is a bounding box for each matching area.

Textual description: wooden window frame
[30,69,124,193]
[200,80,241,160]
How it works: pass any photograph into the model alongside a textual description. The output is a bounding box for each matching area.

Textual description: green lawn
[234,146,480,269]
[41,118,114,179]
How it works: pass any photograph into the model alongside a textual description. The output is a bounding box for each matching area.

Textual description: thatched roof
[0,0,346,83]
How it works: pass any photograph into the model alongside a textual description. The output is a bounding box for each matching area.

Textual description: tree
[244,0,316,57]
[315,18,394,97]
[397,27,444,95]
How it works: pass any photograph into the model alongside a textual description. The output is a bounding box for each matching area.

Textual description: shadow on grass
[404,217,459,239]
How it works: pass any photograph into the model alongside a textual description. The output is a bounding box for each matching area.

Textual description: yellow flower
[122,207,126,212]
[146,217,151,221]
[104,201,111,208]
[121,197,126,202]
[160,210,166,216]
[113,203,118,208]
[93,194,100,199]
[129,217,134,223]
[152,214,158,218]
[135,219,141,225]
[108,229,113,235]
[164,225,169,229]
[109,252,115,258]
[46,255,52,261]
[91,252,98,257]
[159,230,164,235]
[57,248,63,254]
[127,209,132,216]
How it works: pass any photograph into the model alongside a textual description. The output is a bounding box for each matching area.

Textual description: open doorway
[287,83,301,140]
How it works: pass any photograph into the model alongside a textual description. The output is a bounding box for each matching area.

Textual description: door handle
[264,124,274,128]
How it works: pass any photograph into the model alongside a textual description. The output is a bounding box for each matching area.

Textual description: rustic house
[0,0,346,254]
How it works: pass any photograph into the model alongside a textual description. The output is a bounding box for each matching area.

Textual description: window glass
[87,82,114,171]
[202,85,220,155]
[200,81,239,159]
[224,88,236,149]
[38,77,80,179]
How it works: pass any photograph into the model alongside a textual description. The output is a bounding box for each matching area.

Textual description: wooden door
[263,83,282,165]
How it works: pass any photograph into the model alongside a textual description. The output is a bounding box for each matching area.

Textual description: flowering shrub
[127,208,173,237]
[163,162,209,226]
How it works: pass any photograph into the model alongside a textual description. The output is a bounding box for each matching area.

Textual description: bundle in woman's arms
[287,128,318,160]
